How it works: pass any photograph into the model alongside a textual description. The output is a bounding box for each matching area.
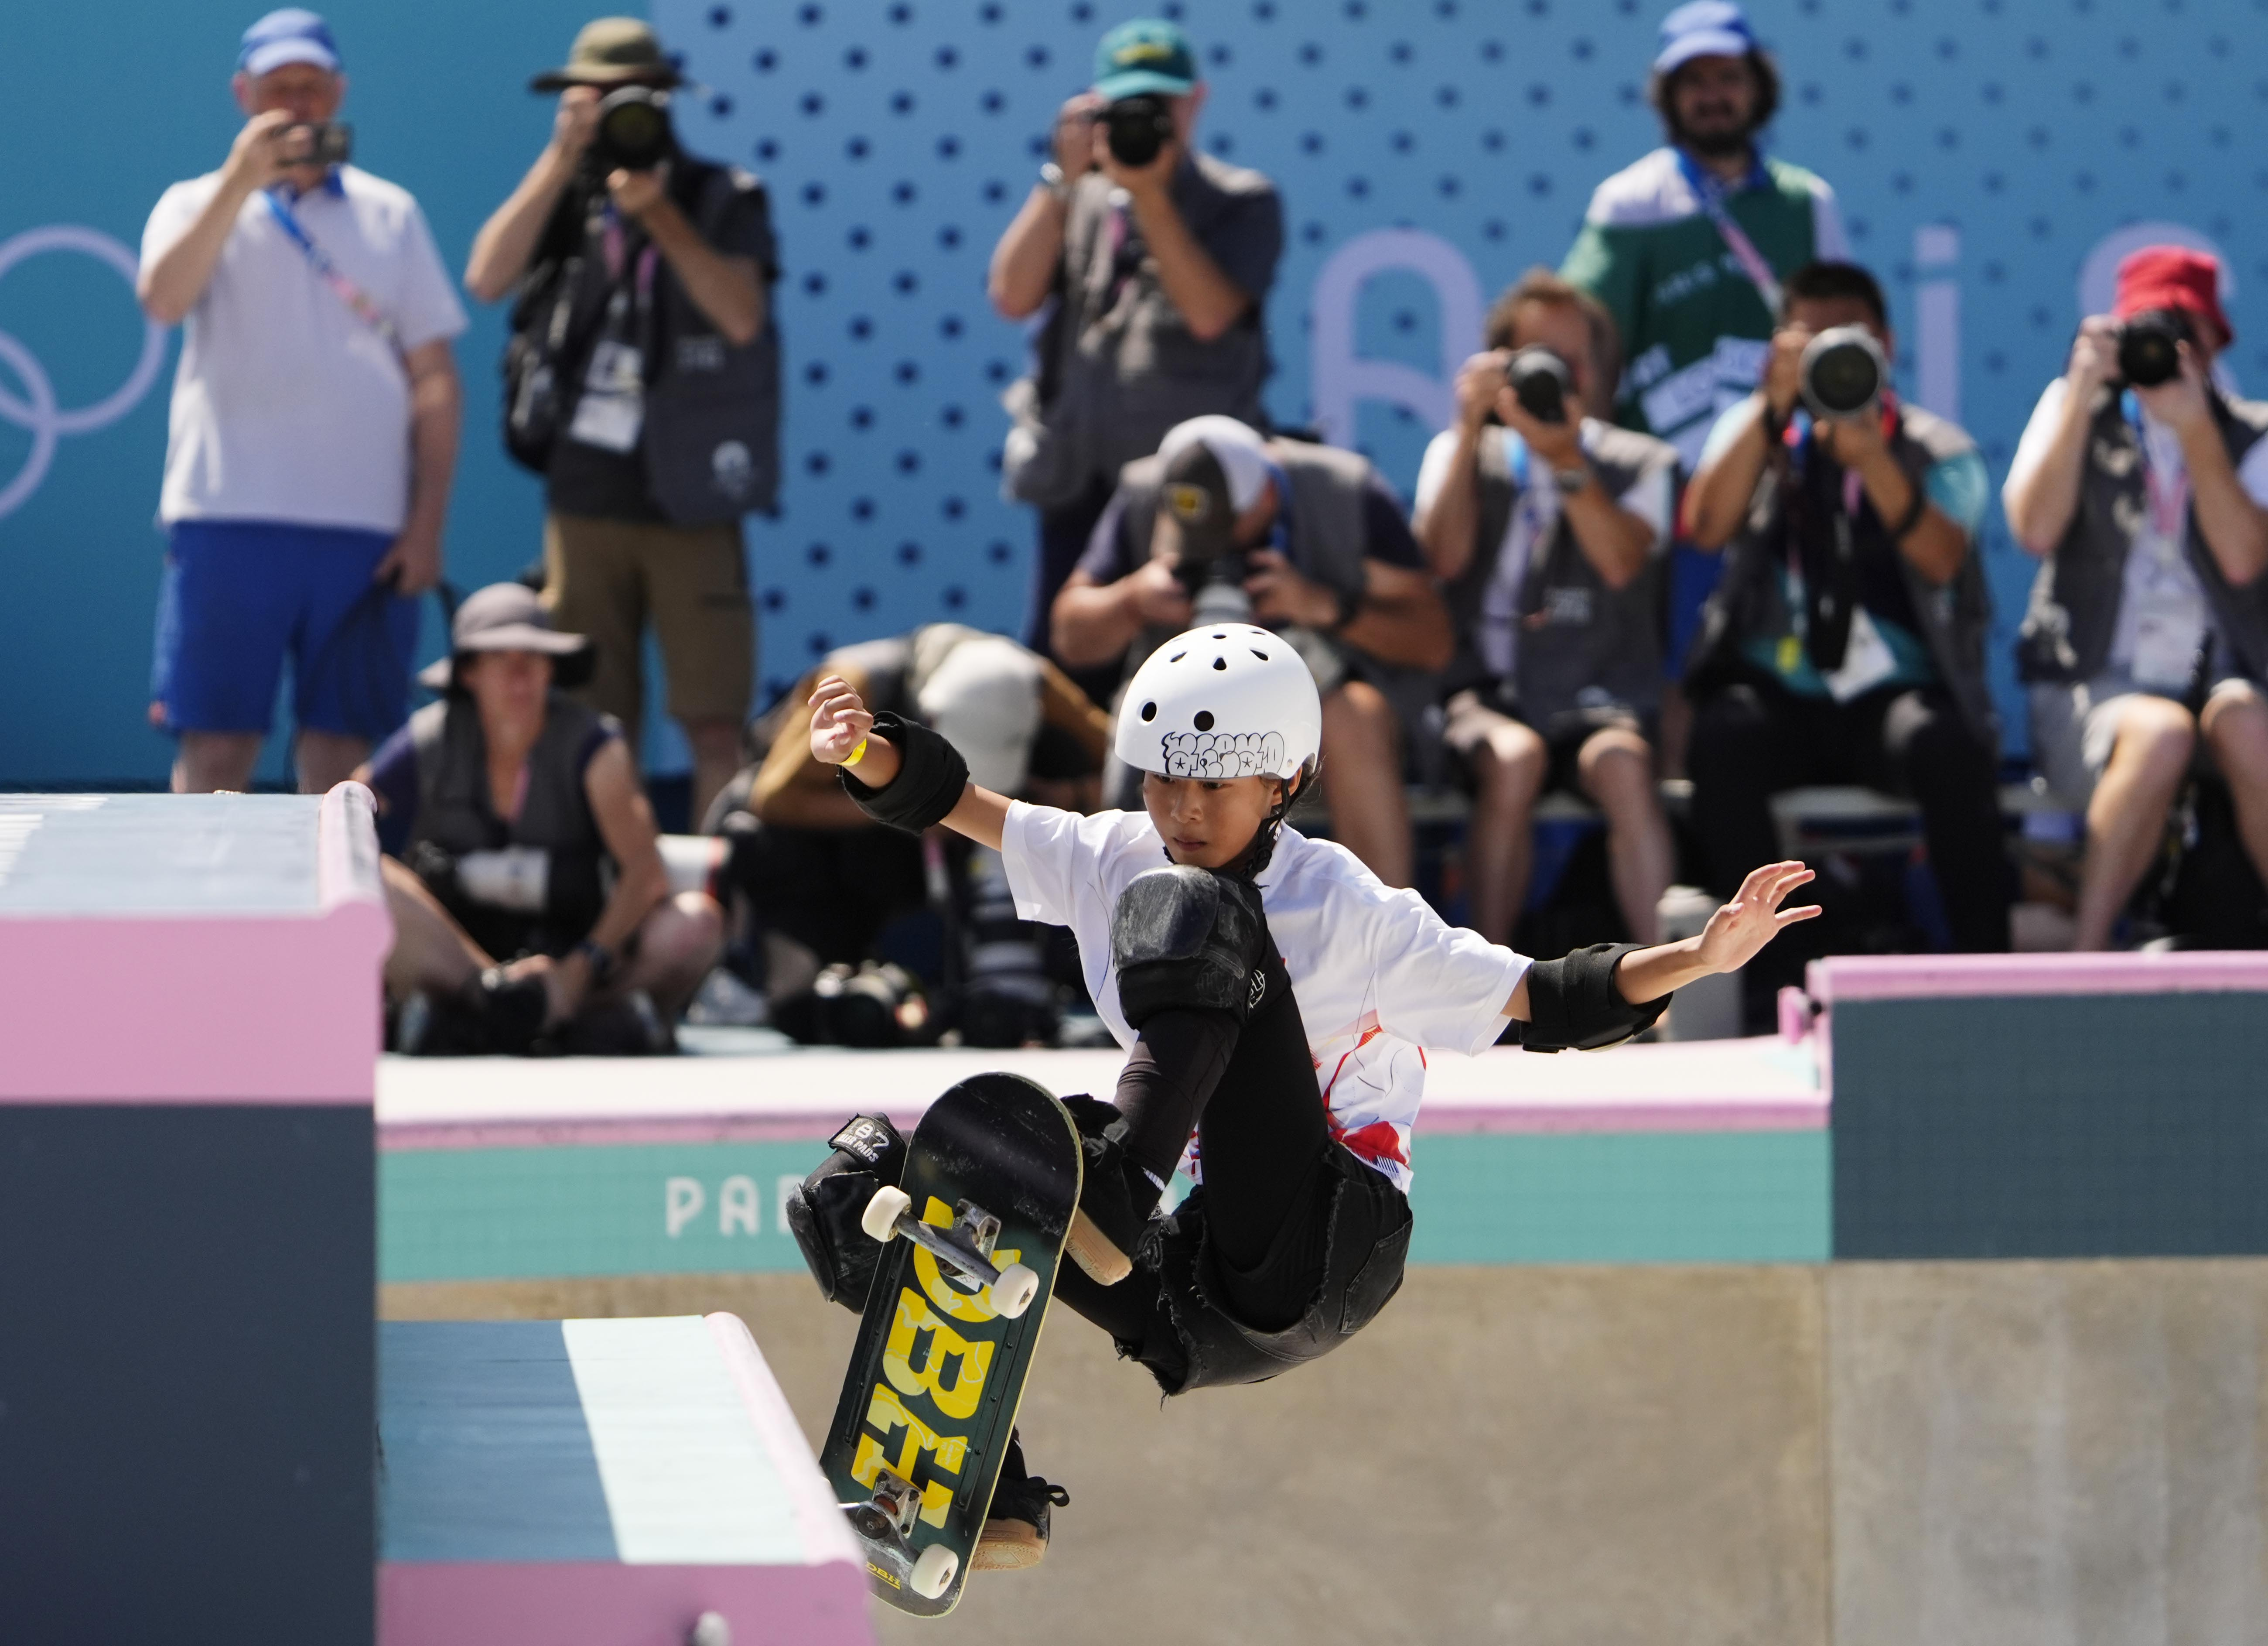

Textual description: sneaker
[1059,1097,1160,1287]
[974,1433,1069,1572]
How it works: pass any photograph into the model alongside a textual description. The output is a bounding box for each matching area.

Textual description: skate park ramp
[380,958,2268,1644]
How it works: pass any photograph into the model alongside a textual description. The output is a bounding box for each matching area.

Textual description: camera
[1504,346,1573,426]
[775,960,934,1048]
[1105,93,1174,168]
[275,121,352,168]
[2116,309,2192,389]
[1798,325,1888,421]
[591,85,675,174]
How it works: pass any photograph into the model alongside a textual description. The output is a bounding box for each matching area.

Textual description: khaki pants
[542,512,754,741]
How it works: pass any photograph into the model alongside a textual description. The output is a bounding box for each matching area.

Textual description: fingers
[1776,904,1825,925]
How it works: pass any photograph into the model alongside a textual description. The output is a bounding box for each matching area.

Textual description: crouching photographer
[706,627,1114,1047]
[1682,261,2008,1006]
[466,17,779,827]
[357,583,724,1054]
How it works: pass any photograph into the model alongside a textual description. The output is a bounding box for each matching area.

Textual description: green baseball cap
[530,17,681,92]
[1091,18,1196,100]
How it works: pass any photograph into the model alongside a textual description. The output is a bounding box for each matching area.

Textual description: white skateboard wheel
[988,1262,1039,1320]
[861,1186,912,1244]
[910,1541,958,1599]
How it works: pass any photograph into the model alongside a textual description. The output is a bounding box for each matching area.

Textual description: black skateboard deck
[819,1073,1082,1616]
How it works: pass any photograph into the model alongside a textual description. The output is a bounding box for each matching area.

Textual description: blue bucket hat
[1653,1,1756,75]
[1092,19,1196,101]
[239,9,341,76]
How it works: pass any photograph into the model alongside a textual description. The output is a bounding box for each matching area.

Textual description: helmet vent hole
[1252,649,1268,661]
[1211,632,1227,639]
[1194,711,1214,731]
[1140,701,1157,722]
[1169,651,1186,663]
[1212,657,1227,670]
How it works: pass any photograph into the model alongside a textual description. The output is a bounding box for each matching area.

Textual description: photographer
[465,17,779,827]
[706,626,1112,1024]
[2004,247,2268,949]
[1682,262,2008,975]
[1412,272,1679,946]
[140,9,465,796]
[357,583,724,1055]
[1052,416,1452,887]
[989,18,1283,695]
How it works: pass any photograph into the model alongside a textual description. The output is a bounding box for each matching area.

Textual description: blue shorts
[152,520,420,740]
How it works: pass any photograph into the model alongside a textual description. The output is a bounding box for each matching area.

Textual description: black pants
[1689,678,2011,953]
[1054,982,1341,1344]
[1023,478,1120,708]
[722,820,928,965]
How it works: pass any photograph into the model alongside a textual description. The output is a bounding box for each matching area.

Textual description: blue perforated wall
[2,0,2261,778]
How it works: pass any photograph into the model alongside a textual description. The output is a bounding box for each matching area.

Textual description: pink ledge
[706,1313,861,1569]
[1807,950,2268,1005]
[378,1560,872,1646]
[0,786,390,1104]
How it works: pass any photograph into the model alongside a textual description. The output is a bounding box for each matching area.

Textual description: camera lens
[2117,312,2188,388]
[1105,94,1173,168]
[1798,325,1887,421]
[593,86,674,172]
[1505,346,1572,426]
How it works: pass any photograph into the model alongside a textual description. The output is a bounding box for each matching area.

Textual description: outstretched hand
[1695,860,1821,976]
[808,674,874,766]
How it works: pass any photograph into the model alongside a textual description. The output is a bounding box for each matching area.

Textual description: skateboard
[819,1073,1083,1615]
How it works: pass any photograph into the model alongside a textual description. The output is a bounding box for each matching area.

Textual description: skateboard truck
[861,1189,1041,1319]
[842,1466,960,1600]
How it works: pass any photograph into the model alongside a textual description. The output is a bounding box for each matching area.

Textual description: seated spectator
[2005,247,2268,948]
[1413,270,1680,945]
[707,625,1112,1005]
[1683,261,2009,977]
[357,582,722,1054]
[1051,415,1453,886]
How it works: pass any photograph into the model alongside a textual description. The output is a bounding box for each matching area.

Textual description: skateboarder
[788,622,1816,1567]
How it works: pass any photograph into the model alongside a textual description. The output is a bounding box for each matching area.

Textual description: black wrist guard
[840,711,969,834]
[1519,943,1670,1053]
[784,1113,908,1313]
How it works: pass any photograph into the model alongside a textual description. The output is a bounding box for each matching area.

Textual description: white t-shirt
[144,167,468,533]
[1001,803,1531,1192]
[2005,376,2268,688]
[1411,419,1675,679]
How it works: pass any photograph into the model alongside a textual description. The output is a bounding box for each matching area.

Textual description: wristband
[1885,478,1930,543]
[1518,943,1669,1053]
[840,712,970,835]
[842,736,869,769]
[572,937,617,986]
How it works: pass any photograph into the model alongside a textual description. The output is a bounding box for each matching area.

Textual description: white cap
[916,633,1044,795]
[1114,624,1321,783]
[1156,415,1272,513]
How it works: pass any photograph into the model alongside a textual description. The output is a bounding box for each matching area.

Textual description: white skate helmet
[1114,624,1321,784]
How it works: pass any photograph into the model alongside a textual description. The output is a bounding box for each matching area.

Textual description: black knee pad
[785,1113,909,1313]
[1110,865,1273,1028]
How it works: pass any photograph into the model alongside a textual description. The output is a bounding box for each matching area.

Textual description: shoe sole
[1065,1209,1133,1286]
[973,1519,1047,1572]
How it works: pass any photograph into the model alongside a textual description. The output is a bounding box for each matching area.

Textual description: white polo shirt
[1001,803,1530,1192]
[143,165,467,534]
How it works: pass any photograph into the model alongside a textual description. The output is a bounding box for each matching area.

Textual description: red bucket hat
[2113,246,2234,346]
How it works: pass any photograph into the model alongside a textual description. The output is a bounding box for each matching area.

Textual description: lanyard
[263,187,398,348]
[2121,391,2192,544]
[1479,431,1559,677]
[1675,149,1782,315]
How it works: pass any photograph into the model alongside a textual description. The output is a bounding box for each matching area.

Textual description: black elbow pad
[840,711,969,834]
[1519,943,1670,1053]
[1110,865,1271,1027]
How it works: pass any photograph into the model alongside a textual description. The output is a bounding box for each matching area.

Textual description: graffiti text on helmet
[1161,730,1284,779]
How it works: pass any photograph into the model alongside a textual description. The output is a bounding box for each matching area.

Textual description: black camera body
[1105,93,1175,168]
[1504,346,1573,426]
[1798,325,1888,421]
[2116,309,2193,389]
[591,85,675,174]
[275,121,352,168]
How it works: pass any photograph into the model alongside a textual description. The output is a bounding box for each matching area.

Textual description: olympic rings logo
[0,226,169,520]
